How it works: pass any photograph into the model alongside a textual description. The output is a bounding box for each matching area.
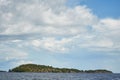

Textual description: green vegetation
[9,64,80,73]
[9,64,112,73]
[84,70,112,73]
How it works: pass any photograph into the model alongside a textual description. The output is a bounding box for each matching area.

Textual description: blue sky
[0,0,120,73]
[67,0,120,18]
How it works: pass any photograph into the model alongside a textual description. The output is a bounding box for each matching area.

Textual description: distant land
[0,70,6,72]
[8,64,112,73]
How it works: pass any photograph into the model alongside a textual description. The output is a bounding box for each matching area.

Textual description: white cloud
[0,47,28,61]
[0,0,11,6]
[93,18,120,32]
[101,18,120,30]
[0,0,119,53]
[11,60,33,67]
[91,18,120,51]
[0,0,97,36]
[31,37,72,53]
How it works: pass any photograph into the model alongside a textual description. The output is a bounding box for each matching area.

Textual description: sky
[0,0,120,73]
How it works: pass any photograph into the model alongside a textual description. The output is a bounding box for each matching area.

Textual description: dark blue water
[0,72,120,80]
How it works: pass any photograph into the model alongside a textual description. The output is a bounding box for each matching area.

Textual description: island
[9,64,112,73]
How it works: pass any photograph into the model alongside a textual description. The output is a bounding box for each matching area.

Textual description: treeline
[0,70,6,72]
[9,64,112,73]
[9,64,80,73]
[84,70,112,73]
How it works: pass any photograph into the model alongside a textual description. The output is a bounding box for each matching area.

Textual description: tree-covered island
[9,64,112,73]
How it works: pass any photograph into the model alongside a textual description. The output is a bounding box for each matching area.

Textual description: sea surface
[0,72,120,80]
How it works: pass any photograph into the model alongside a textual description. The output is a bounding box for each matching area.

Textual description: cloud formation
[0,0,120,57]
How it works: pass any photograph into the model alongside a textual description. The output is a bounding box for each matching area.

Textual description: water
[0,72,120,80]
